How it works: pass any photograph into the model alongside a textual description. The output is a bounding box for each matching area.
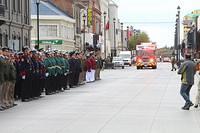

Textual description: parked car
[163,57,171,62]
[112,57,125,69]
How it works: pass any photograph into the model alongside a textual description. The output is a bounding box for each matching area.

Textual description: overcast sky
[114,0,200,48]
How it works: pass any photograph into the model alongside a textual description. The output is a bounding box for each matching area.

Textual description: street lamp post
[83,14,86,53]
[121,23,123,51]
[127,26,129,50]
[175,16,178,62]
[103,12,107,59]
[36,0,40,50]
[177,6,180,64]
[113,18,116,56]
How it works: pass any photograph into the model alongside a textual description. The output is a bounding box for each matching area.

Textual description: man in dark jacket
[178,54,196,110]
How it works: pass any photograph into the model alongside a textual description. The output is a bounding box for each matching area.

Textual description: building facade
[31,0,75,51]
[0,0,32,50]
[108,1,120,56]
[80,0,102,50]
[182,10,200,57]
[100,0,111,58]
[73,0,86,50]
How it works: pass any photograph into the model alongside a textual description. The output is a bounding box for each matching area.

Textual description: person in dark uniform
[74,52,82,86]
[20,47,33,101]
[14,52,22,100]
[38,53,46,95]
[68,51,76,88]
[31,50,41,98]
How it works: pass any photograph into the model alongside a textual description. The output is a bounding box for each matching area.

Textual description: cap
[22,46,29,52]
[2,47,9,52]
[69,51,75,56]
[30,50,37,54]
[18,52,23,56]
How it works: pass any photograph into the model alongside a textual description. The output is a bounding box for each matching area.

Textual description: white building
[108,0,121,56]
[31,0,75,51]
[100,0,111,58]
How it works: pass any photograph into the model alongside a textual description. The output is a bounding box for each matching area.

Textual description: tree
[129,32,150,50]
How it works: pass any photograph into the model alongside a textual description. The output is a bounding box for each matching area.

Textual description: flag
[106,21,110,30]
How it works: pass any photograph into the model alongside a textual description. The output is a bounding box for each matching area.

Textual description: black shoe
[182,102,192,110]
[189,102,194,107]
[182,106,190,110]
[194,105,198,108]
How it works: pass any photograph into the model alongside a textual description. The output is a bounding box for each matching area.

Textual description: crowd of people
[0,47,103,111]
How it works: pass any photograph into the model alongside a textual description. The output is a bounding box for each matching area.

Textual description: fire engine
[136,43,157,69]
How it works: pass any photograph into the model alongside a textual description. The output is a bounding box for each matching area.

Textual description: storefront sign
[32,40,63,45]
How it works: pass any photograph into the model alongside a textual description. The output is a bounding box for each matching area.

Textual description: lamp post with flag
[113,18,116,56]
[127,26,129,50]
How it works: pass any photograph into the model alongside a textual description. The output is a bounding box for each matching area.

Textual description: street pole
[83,14,86,53]
[127,26,129,51]
[177,6,180,64]
[36,0,40,50]
[104,12,107,59]
[194,16,198,57]
[113,18,116,56]
[121,23,123,51]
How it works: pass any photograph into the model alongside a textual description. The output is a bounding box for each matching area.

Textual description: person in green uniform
[7,51,16,107]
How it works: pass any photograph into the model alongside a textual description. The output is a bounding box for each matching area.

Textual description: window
[0,0,2,4]
[40,25,58,37]
[5,0,8,9]
[17,0,20,13]
[5,34,8,46]
[60,24,74,40]
[0,33,2,47]
[13,0,16,11]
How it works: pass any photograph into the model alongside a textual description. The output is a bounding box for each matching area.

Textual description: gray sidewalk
[0,63,200,133]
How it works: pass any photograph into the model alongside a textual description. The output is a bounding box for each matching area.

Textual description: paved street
[0,63,200,133]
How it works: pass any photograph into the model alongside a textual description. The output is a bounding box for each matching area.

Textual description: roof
[31,0,73,19]
[184,10,200,20]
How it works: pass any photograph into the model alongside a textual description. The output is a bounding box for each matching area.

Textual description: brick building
[49,0,73,17]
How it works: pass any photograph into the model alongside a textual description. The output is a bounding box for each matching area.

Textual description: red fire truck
[136,43,157,69]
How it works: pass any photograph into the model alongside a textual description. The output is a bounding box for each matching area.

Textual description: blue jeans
[180,84,192,104]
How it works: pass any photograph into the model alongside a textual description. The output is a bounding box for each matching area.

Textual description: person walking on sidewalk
[194,62,200,108]
[171,56,176,71]
[178,54,196,110]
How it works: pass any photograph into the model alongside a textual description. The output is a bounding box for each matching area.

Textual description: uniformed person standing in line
[74,52,82,86]
[78,52,85,85]
[68,51,76,88]
[1,47,10,108]
[44,52,52,95]
[38,53,46,95]
[0,48,5,110]
[20,47,33,101]
[7,50,17,107]
[31,51,41,98]
[63,53,70,90]
[95,54,103,80]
